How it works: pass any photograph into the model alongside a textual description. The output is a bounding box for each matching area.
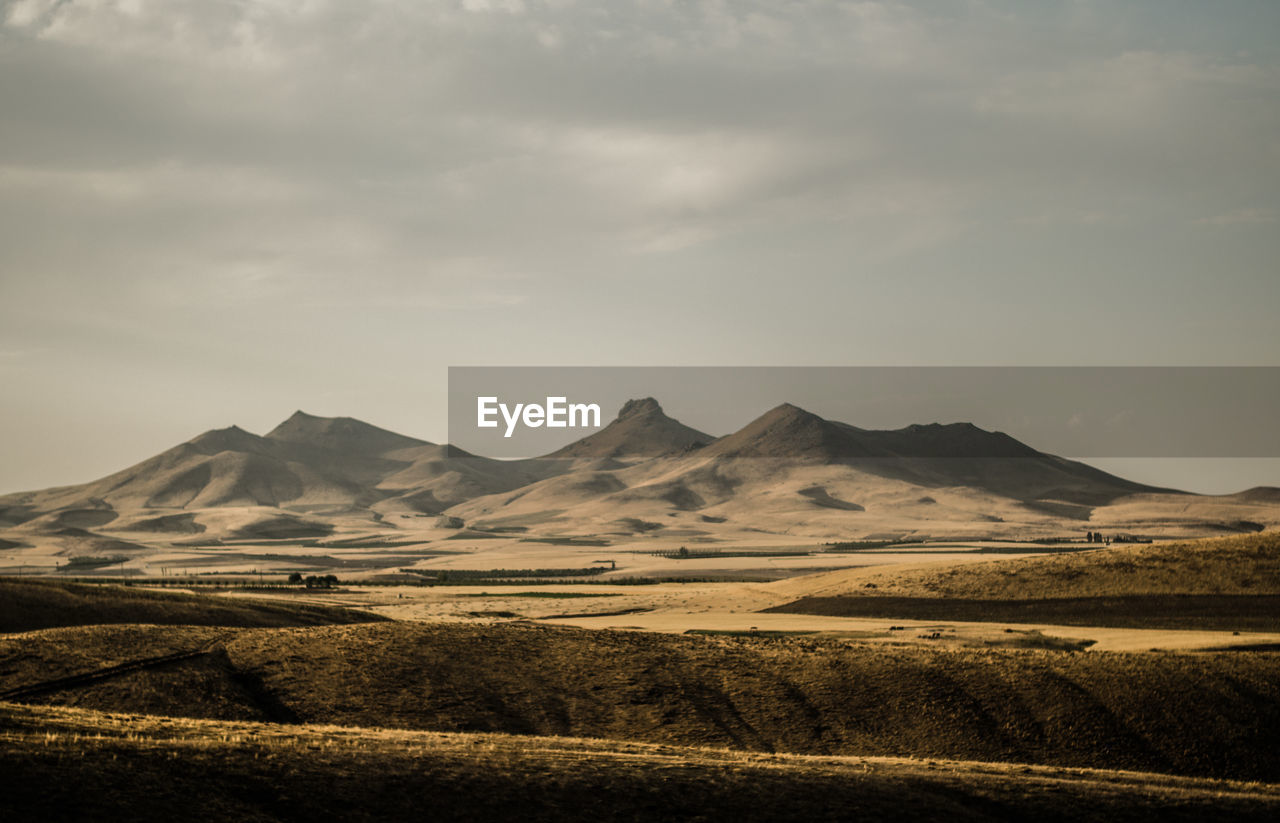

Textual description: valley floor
[225,578,1280,652]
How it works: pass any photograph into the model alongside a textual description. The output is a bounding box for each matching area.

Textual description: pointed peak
[759,402,822,424]
[546,398,710,458]
[617,397,664,420]
[201,423,252,437]
[188,424,265,454]
[267,410,345,436]
[699,402,844,459]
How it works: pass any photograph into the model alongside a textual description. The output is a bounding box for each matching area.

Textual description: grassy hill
[2,702,1278,823]
[5,621,1280,781]
[764,593,1280,631]
[0,578,386,633]
[824,533,1280,599]
[766,533,1280,629]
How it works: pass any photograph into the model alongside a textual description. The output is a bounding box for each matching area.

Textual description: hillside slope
[6,621,1280,781]
[771,532,1280,601]
[0,579,385,632]
[762,532,1280,630]
[6,703,1277,823]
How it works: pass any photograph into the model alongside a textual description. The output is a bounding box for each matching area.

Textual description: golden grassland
[793,533,1280,600]
[766,533,1280,630]
[2,533,1280,819]
[0,578,386,633]
[4,621,1280,781]
[3,702,1279,823]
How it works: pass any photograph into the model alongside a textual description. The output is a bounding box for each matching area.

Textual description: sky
[1,0,1278,493]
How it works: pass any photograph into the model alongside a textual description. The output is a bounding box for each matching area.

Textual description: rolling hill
[4,620,1280,781]
[8,702,1277,823]
[764,532,1280,630]
[0,578,386,633]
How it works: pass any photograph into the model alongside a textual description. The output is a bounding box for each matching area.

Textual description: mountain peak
[187,425,267,456]
[617,397,664,420]
[548,398,711,459]
[266,412,428,455]
[703,402,864,459]
[760,402,821,424]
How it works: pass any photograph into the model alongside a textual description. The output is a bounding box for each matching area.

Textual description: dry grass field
[3,702,1279,823]
[4,621,1280,782]
[0,578,387,633]
[2,533,1279,818]
[771,533,1280,599]
[766,533,1280,629]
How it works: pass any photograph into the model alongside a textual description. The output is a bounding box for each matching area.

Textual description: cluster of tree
[287,572,339,588]
[1085,531,1152,544]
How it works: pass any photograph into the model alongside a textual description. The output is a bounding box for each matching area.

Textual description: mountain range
[1,399,1276,558]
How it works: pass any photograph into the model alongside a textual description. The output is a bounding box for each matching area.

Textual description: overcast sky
[2,0,1278,493]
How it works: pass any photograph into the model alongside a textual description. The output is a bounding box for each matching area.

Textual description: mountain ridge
[2,401,1271,550]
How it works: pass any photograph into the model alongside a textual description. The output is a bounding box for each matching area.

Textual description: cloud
[0,0,1277,357]
[1,0,1279,493]
[974,50,1278,123]
[1197,208,1277,226]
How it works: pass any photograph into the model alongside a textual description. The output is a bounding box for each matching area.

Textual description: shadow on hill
[0,578,386,633]
[763,594,1280,631]
[6,701,1280,823]
[6,621,1280,783]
